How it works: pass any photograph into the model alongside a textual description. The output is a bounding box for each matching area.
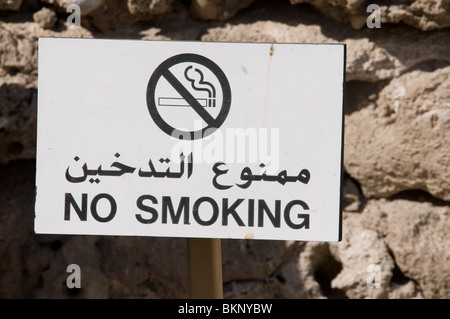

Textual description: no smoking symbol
[146,54,231,140]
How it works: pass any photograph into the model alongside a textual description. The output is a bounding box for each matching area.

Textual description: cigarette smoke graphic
[184,65,216,107]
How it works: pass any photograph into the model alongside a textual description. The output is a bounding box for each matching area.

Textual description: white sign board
[35,38,345,241]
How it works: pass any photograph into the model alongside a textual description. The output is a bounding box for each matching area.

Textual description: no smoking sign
[36,39,345,242]
[146,54,232,140]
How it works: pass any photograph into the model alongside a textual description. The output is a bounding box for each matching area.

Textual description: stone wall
[0,0,449,298]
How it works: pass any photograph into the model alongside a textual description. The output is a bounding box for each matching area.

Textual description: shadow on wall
[0,83,37,164]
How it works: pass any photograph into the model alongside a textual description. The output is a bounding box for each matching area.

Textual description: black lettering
[258,199,281,228]
[64,193,87,221]
[162,196,190,224]
[222,198,245,226]
[136,195,158,224]
[90,193,116,223]
[193,197,218,226]
[284,200,310,229]
[248,199,254,227]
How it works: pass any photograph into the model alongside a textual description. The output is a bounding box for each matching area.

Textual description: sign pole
[187,238,223,299]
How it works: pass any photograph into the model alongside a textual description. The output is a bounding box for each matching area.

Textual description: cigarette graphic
[158,97,216,107]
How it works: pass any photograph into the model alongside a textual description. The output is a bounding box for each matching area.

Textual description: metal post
[187,238,223,299]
